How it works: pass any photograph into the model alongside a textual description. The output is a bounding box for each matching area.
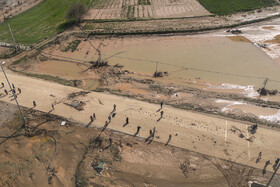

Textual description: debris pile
[153,71,168,77]
[64,100,86,111]
[226,29,242,34]
[257,88,278,96]
[89,60,109,69]
[248,124,258,134]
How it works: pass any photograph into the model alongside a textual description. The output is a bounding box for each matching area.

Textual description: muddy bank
[8,34,280,127]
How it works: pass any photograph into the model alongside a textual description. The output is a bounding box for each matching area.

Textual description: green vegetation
[198,0,277,15]
[127,6,135,20]
[0,0,91,45]
[92,0,110,9]
[63,40,81,52]
[138,0,151,5]
[66,2,87,23]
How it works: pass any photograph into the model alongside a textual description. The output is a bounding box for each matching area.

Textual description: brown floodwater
[89,36,280,89]
[36,60,84,79]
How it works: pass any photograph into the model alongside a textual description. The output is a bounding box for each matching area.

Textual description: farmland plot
[0,0,43,23]
[84,0,211,20]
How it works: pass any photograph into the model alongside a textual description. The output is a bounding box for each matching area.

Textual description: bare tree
[66,2,87,23]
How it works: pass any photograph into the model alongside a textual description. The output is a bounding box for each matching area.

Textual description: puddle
[227,36,251,43]
[262,26,275,30]
[83,78,99,90]
[36,60,85,79]
[88,36,280,89]
[265,34,280,46]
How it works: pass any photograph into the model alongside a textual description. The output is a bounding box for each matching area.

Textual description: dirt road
[0,69,279,173]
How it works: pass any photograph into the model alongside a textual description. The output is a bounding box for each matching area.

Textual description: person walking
[126,117,129,124]
[12,83,15,89]
[113,104,116,111]
[160,101,163,109]
[90,115,93,122]
[52,104,54,110]
[33,101,36,107]
[160,110,164,118]
[137,126,141,132]
[18,87,21,94]
[108,116,111,121]
[4,89,8,95]
[93,113,96,119]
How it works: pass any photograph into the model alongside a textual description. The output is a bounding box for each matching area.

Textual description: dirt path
[0,69,279,173]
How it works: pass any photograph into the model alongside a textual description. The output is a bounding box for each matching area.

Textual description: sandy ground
[1,102,273,187]
[0,69,279,174]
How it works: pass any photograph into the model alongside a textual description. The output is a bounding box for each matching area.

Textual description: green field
[198,0,277,15]
[0,0,91,45]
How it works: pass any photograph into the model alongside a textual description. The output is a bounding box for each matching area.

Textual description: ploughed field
[84,0,211,20]
[198,0,277,15]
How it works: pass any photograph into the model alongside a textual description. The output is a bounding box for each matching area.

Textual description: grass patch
[198,0,277,15]
[0,0,92,45]
[127,6,135,20]
[11,56,28,66]
[23,73,81,87]
[92,0,110,9]
[138,0,151,5]
[62,40,81,52]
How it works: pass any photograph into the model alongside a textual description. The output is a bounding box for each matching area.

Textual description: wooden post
[263,78,268,89]
[155,61,158,77]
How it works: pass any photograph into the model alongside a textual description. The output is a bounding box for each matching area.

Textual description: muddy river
[90,36,280,89]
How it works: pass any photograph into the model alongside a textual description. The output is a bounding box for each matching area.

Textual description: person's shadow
[157,116,162,122]
[0,124,25,145]
[0,94,7,99]
[145,134,152,142]
[85,121,93,128]
[165,135,172,146]
[262,160,271,175]
[133,130,140,137]
[147,137,154,145]
[101,121,110,132]
[123,121,128,127]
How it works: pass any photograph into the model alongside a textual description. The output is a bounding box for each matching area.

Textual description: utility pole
[7,23,18,53]
[258,78,269,98]
[263,78,268,89]
[1,9,18,53]
[1,62,26,126]
[154,61,158,77]
[156,62,158,74]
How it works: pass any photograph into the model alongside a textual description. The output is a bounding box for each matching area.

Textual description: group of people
[94,101,172,145]
[2,80,172,145]
[1,82,22,98]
